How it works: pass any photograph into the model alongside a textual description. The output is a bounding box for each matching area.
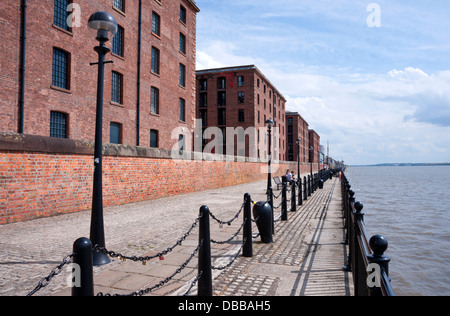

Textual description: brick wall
[0,133,317,224]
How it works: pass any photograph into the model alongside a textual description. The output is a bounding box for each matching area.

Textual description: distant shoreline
[350,163,450,167]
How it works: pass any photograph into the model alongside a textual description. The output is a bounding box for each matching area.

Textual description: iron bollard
[243,194,253,258]
[319,179,324,189]
[303,176,307,201]
[291,180,296,211]
[281,183,288,221]
[72,237,94,297]
[253,201,273,243]
[368,235,391,296]
[198,205,213,296]
[298,178,303,206]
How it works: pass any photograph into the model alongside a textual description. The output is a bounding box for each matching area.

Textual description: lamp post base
[92,250,111,267]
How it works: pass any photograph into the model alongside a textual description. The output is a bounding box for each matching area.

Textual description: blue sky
[194,0,450,165]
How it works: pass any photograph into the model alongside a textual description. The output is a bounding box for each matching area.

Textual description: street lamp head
[296,138,302,145]
[265,119,274,128]
[88,11,118,42]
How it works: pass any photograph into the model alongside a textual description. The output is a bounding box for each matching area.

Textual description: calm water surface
[346,166,450,296]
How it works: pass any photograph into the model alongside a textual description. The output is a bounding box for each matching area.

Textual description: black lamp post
[88,11,118,266]
[296,138,302,205]
[265,119,274,235]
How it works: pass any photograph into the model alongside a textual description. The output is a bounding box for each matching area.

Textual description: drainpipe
[18,0,27,133]
[136,0,142,146]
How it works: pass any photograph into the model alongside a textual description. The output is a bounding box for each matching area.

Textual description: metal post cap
[369,235,389,257]
[354,201,364,213]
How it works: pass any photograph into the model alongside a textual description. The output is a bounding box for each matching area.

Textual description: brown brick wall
[0,132,317,224]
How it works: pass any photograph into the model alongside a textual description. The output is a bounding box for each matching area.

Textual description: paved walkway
[0,175,352,296]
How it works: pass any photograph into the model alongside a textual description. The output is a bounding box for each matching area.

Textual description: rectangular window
[152,12,160,36]
[238,92,244,103]
[179,33,186,54]
[179,64,186,87]
[200,109,207,127]
[180,5,187,24]
[199,93,207,108]
[111,71,123,104]
[50,111,68,138]
[112,25,124,57]
[110,122,122,144]
[199,79,207,91]
[218,108,226,125]
[217,77,226,89]
[217,91,226,107]
[113,0,125,12]
[52,48,70,90]
[151,86,159,114]
[54,0,70,31]
[238,76,244,86]
[238,109,245,122]
[179,98,185,122]
[178,134,185,151]
[151,47,160,75]
[150,130,158,148]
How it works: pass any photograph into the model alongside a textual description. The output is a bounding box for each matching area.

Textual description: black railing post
[291,180,296,211]
[308,175,311,196]
[303,176,307,201]
[368,235,391,296]
[198,205,213,296]
[267,186,274,235]
[243,194,253,258]
[281,183,288,221]
[298,177,303,206]
[71,237,94,297]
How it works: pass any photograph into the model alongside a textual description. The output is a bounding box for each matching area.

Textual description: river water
[346,166,450,296]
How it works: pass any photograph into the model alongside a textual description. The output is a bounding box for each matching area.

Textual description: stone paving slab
[0,175,352,296]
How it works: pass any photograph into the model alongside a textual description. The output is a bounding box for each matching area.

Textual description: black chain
[98,240,203,297]
[26,253,74,296]
[209,203,244,226]
[211,218,247,245]
[95,214,201,263]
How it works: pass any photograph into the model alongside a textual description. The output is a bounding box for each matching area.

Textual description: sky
[194,0,450,165]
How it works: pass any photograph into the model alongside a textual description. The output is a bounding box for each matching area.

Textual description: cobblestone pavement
[0,176,352,296]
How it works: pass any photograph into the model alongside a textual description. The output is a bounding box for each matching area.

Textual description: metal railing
[341,171,395,296]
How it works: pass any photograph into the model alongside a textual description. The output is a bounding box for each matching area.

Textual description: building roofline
[286,112,309,126]
[185,0,200,13]
[196,65,286,102]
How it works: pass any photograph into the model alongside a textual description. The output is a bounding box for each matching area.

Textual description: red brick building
[308,129,321,164]
[196,65,287,161]
[286,111,309,163]
[0,0,199,149]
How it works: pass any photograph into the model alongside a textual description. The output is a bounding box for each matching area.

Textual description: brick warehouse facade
[309,129,321,165]
[196,65,287,161]
[286,111,310,163]
[0,0,199,149]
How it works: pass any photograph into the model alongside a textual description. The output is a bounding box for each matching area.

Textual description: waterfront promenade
[0,175,352,296]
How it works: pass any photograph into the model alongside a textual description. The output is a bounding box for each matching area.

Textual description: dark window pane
[54,0,70,31]
[111,71,123,104]
[151,47,160,74]
[52,48,70,90]
[112,25,124,57]
[150,130,158,148]
[50,111,68,138]
[110,122,121,144]
[152,12,160,36]
[113,0,125,12]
